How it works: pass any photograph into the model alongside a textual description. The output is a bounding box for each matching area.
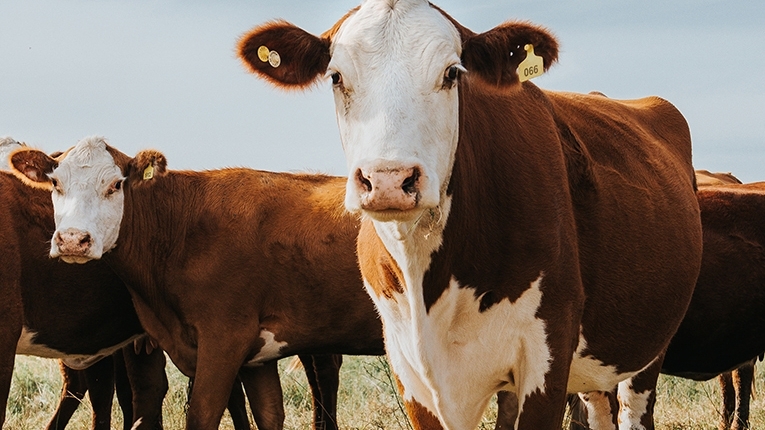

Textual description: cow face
[239,0,558,223]
[10,136,126,263]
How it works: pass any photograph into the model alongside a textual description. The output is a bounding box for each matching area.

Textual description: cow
[9,136,387,430]
[0,137,167,429]
[237,2,704,429]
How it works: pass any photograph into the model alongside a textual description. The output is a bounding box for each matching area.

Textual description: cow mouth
[58,254,95,264]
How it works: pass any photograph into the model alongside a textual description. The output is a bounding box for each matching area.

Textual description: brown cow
[9,136,386,430]
[0,137,166,429]
[238,2,703,429]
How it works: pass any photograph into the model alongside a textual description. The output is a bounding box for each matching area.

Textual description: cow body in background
[11,137,387,430]
[238,2,703,428]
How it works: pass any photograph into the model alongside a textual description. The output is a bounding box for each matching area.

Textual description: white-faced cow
[238,2,703,429]
[10,136,387,430]
[0,137,167,429]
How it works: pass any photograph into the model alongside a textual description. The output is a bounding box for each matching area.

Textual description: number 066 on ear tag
[517,44,544,82]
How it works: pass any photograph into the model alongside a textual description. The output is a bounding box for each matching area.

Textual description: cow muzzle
[353,166,421,212]
[53,228,96,264]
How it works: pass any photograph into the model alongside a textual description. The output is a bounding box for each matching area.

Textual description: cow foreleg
[184,345,243,430]
[239,361,284,430]
[0,281,21,427]
[46,362,88,430]
[84,355,117,430]
[123,345,167,430]
[616,356,662,430]
[299,354,342,430]
[574,390,618,430]
[495,391,519,430]
[225,376,251,430]
[729,360,755,430]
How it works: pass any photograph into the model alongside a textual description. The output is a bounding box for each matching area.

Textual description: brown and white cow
[238,2,703,429]
[10,136,387,430]
[0,138,166,429]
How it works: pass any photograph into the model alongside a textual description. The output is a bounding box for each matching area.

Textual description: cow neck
[107,171,198,299]
[377,78,573,313]
[2,172,54,234]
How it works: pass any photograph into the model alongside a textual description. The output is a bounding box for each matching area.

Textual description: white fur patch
[49,136,125,260]
[0,136,22,171]
[246,330,287,365]
[370,273,550,430]
[578,391,616,430]
[330,0,463,214]
[568,336,642,393]
[16,327,140,367]
[617,378,652,430]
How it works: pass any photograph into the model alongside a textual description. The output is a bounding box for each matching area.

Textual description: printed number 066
[524,65,539,76]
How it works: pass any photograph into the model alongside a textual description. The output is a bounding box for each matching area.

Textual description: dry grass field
[6,354,765,429]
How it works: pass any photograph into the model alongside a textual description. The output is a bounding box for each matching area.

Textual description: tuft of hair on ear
[128,150,167,184]
[461,20,559,87]
[237,20,331,90]
[8,148,57,190]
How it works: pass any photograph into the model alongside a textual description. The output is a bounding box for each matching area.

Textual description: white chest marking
[368,274,550,430]
[246,330,287,365]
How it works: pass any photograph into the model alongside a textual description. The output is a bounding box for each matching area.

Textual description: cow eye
[107,179,123,196]
[50,178,62,194]
[443,65,462,89]
[331,72,342,86]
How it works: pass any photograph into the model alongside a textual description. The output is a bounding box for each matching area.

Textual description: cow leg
[226,377,251,430]
[0,278,22,427]
[84,355,116,430]
[574,390,618,430]
[46,362,89,430]
[617,357,663,430]
[299,354,342,430]
[123,345,168,430]
[239,361,285,430]
[719,371,736,430]
[113,349,134,430]
[495,390,518,430]
[731,360,755,430]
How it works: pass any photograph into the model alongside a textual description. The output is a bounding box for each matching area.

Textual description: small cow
[238,2,703,429]
[0,138,166,429]
[10,137,387,430]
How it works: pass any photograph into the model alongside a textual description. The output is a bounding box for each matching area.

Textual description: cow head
[239,0,557,223]
[10,136,166,263]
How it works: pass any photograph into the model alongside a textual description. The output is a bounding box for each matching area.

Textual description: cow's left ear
[128,150,167,184]
[8,148,58,190]
[461,21,558,87]
[238,20,330,90]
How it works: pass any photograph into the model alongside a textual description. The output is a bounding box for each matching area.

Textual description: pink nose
[354,166,420,211]
[54,228,93,256]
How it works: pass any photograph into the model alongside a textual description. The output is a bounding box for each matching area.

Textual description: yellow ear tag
[257,45,270,63]
[143,165,154,180]
[517,44,544,82]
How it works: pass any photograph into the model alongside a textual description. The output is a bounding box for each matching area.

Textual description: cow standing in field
[10,137,387,430]
[0,137,167,429]
[238,1,703,429]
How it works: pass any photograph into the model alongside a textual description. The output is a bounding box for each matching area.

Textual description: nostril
[54,231,63,246]
[79,234,91,247]
[401,167,420,195]
[356,169,373,192]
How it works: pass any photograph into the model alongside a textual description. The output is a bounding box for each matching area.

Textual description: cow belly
[370,275,551,430]
[245,329,288,365]
[567,337,652,393]
[16,326,139,368]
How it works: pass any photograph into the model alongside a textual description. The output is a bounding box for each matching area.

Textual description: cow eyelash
[330,72,342,86]
[50,178,62,194]
[106,179,123,196]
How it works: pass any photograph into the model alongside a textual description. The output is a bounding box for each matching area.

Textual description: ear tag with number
[143,164,154,180]
[517,44,544,82]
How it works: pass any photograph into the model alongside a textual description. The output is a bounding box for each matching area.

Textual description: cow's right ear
[238,20,330,90]
[8,148,57,190]
[126,150,168,185]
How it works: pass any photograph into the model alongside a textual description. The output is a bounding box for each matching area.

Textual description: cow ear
[461,21,558,87]
[128,150,167,184]
[238,20,330,90]
[8,148,58,190]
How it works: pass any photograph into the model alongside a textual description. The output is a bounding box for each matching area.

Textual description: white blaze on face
[0,136,22,171]
[50,136,125,261]
[329,0,462,216]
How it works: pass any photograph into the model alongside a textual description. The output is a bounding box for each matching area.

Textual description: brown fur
[0,171,166,429]
[35,146,386,430]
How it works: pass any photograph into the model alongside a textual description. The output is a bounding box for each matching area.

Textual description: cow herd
[3,1,764,430]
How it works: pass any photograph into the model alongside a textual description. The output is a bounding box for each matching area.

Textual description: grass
[5,354,764,429]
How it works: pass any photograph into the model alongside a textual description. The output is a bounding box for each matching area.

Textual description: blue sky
[1,0,763,181]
